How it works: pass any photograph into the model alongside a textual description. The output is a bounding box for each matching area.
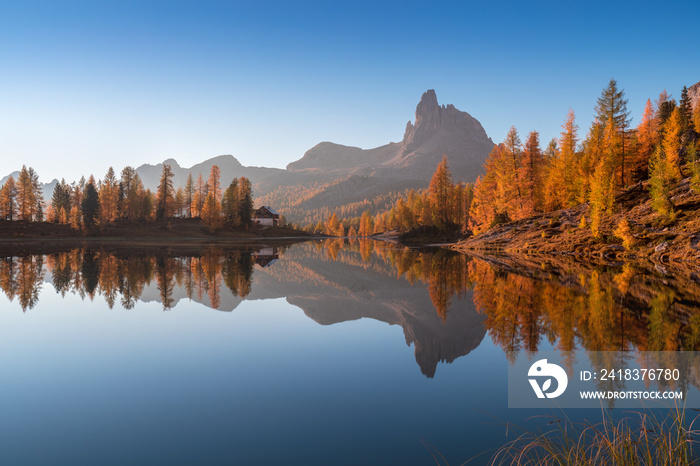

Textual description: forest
[311,80,700,239]
[0,163,254,232]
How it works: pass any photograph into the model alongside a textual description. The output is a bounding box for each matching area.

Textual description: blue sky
[1,0,698,182]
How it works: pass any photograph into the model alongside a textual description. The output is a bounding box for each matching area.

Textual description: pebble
[655,242,668,253]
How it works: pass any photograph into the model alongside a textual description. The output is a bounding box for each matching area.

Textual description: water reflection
[466,258,700,356]
[2,240,700,379]
[1,248,256,312]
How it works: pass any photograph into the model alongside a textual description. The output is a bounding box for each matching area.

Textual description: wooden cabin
[253,206,279,226]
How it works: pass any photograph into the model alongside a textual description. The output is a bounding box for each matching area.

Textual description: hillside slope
[455,177,700,271]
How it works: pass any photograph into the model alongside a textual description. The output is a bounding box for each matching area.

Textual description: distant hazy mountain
[133,155,284,194]
[3,90,494,224]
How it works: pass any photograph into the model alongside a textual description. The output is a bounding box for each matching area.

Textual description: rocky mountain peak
[689,79,700,111]
[400,89,493,160]
[403,89,441,144]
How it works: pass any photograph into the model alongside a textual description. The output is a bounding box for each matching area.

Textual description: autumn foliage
[469,79,700,236]
[2,163,255,232]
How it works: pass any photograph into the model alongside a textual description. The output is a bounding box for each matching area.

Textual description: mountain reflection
[2,240,700,378]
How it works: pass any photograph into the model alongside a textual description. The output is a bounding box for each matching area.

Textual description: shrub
[490,211,511,228]
[614,218,635,250]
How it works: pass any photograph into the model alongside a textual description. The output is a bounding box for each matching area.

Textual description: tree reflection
[315,239,700,361]
[1,255,45,312]
[1,240,699,365]
[1,248,255,312]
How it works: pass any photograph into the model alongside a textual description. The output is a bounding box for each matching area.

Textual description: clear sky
[1,0,698,183]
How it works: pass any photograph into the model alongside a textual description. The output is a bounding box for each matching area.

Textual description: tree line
[0,166,44,221]
[1,163,254,231]
[305,155,473,237]
[470,79,700,236]
[1,249,254,312]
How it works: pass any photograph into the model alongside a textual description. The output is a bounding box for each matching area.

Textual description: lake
[1,239,699,465]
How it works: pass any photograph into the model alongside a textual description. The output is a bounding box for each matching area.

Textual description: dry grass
[484,406,700,466]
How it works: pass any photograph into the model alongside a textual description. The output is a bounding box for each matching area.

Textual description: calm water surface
[1,240,698,465]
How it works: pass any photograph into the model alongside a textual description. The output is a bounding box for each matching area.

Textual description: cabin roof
[254,205,279,216]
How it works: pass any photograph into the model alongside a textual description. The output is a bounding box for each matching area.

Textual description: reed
[486,405,699,466]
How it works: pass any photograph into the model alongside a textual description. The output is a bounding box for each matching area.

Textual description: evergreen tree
[208,165,222,202]
[577,120,604,203]
[29,167,43,221]
[156,163,175,219]
[16,166,43,221]
[503,126,524,215]
[543,111,578,210]
[51,179,72,223]
[428,155,454,229]
[679,86,692,132]
[81,181,100,227]
[184,174,194,218]
[17,166,36,221]
[470,145,507,232]
[560,109,579,206]
[359,210,373,236]
[222,178,240,225]
[0,176,17,220]
[192,174,207,217]
[662,107,683,179]
[589,157,614,238]
[595,80,632,188]
[200,192,222,232]
[237,177,253,226]
[594,78,631,130]
[656,91,677,131]
[603,115,623,187]
[520,130,544,215]
[649,148,675,219]
[119,166,137,220]
[141,188,155,221]
[70,180,84,227]
[174,188,185,217]
[69,205,81,229]
[99,167,119,224]
[633,99,658,182]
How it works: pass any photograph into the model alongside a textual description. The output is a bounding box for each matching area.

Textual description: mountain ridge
[2,90,494,224]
